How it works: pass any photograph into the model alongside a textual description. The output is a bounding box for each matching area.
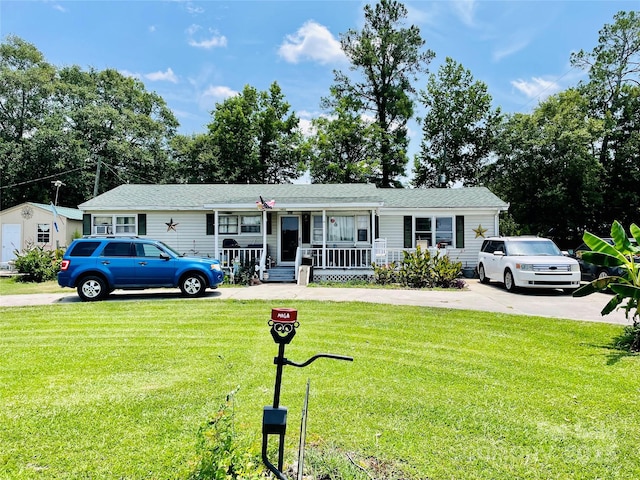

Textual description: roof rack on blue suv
[58,237,224,301]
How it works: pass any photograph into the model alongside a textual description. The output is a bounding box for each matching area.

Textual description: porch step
[265,266,296,283]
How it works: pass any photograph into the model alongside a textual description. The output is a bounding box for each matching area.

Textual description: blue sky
[2,0,638,152]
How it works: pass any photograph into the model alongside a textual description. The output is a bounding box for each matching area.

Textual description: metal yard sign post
[262,308,353,480]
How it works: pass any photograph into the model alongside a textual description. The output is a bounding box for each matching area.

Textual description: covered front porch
[207,198,388,282]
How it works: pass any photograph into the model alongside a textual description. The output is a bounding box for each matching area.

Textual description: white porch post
[214,210,219,261]
[322,209,327,269]
[371,208,376,261]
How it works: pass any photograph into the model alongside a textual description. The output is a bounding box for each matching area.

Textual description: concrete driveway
[0,279,632,325]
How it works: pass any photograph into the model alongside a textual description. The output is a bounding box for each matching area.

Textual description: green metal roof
[31,202,84,220]
[78,184,508,210]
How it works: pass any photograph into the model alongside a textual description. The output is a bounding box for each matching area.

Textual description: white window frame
[414,216,455,247]
[92,215,137,235]
[37,223,51,243]
[219,215,239,234]
[240,215,261,234]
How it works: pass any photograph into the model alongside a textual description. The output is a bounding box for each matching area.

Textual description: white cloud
[278,21,346,65]
[145,68,179,83]
[119,70,140,80]
[452,0,477,27]
[203,85,238,101]
[185,2,204,15]
[187,24,227,49]
[493,39,530,62]
[511,77,560,100]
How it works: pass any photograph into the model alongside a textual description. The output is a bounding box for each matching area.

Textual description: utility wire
[1,166,86,189]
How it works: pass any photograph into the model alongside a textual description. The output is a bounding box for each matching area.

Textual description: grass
[1,299,638,479]
[0,277,62,295]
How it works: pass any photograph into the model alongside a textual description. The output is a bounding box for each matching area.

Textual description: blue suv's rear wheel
[180,273,206,297]
[77,275,107,301]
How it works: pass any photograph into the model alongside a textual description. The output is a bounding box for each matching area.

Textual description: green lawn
[1,299,638,479]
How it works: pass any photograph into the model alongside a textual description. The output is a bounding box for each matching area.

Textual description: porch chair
[373,238,388,266]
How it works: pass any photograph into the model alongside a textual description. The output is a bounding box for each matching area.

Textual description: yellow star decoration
[473,224,488,238]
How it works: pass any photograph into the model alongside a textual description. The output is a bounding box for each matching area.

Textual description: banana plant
[572,221,640,322]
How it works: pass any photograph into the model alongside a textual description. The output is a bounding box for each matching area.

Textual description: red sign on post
[271,308,297,323]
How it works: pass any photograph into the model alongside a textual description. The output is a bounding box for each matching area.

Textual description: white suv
[477,236,581,293]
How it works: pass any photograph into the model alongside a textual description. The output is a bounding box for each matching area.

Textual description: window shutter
[301,213,310,243]
[456,216,465,248]
[403,216,412,248]
[267,212,273,236]
[83,214,91,236]
[138,214,147,236]
[206,214,215,235]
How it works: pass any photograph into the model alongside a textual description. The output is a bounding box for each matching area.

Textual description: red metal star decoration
[166,218,179,232]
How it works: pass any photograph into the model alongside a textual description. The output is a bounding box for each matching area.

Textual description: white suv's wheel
[180,273,206,297]
[504,269,518,293]
[478,264,489,284]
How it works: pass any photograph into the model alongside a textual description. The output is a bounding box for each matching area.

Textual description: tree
[330,0,434,187]
[308,96,380,183]
[482,89,604,246]
[58,66,179,198]
[204,82,305,184]
[0,35,58,208]
[570,10,640,229]
[413,57,501,188]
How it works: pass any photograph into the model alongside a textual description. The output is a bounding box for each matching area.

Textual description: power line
[0,166,86,189]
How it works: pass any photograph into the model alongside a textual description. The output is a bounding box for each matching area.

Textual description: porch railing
[219,247,264,269]
[300,246,446,270]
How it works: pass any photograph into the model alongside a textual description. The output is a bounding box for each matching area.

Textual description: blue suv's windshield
[157,241,182,257]
[506,240,562,256]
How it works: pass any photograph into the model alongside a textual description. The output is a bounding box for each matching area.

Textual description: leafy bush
[373,247,464,289]
[188,388,264,480]
[13,245,62,282]
[573,221,640,351]
[371,261,398,285]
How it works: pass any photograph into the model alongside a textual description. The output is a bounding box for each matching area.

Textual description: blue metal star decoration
[166,218,179,232]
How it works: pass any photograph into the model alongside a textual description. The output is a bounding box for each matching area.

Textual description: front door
[280,216,300,264]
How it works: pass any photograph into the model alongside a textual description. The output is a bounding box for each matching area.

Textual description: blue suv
[58,237,224,301]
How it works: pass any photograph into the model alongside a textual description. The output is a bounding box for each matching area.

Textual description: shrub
[13,245,62,283]
[188,388,264,480]
[371,261,398,285]
[573,221,640,351]
[394,246,463,289]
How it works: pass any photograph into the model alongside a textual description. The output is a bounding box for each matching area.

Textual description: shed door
[2,224,21,263]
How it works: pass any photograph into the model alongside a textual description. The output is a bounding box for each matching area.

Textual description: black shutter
[456,216,465,248]
[83,214,91,236]
[302,213,310,243]
[138,214,147,236]
[403,216,412,248]
[206,214,215,235]
[267,212,273,235]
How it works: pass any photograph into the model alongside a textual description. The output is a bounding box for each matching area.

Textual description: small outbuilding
[0,202,83,265]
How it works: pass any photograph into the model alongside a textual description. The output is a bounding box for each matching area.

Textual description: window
[219,216,238,234]
[93,215,137,235]
[435,217,453,246]
[69,241,101,257]
[328,216,354,242]
[415,217,432,246]
[115,216,136,234]
[37,224,50,243]
[312,216,323,243]
[240,215,261,234]
[356,216,368,242]
[312,215,370,244]
[102,242,133,257]
[94,216,112,235]
[135,243,164,258]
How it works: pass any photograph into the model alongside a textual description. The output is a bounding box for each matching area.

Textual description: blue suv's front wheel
[180,273,207,297]
[78,275,107,301]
